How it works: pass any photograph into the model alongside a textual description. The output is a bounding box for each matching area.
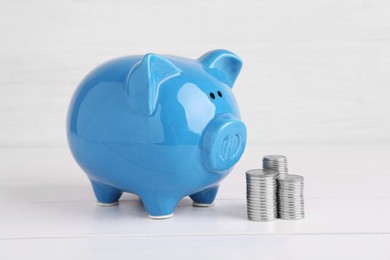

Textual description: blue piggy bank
[67,50,246,219]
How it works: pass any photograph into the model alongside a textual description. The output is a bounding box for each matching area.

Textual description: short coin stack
[262,155,288,177]
[246,169,277,222]
[277,175,305,220]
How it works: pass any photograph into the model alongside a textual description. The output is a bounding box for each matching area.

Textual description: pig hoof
[148,213,174,220]
[193,202,215,207]
[96,201,119,207]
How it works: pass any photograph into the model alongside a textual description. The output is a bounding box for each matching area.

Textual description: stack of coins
[246,169,277,222]
[277,174,305,220]
[262,155,288,176]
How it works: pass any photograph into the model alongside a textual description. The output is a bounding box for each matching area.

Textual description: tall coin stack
[246,169,277,222]
[262,155,288,177]
[277,175,305,220]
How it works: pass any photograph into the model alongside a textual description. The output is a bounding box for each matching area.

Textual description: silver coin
[279,205,304,208]
[247,179,274,184]
[248,195,277,199]
[248,190,276,194]
[278,174,304,182]
[279,207,304,212]
[246,169,275,176]
[278,209,305,214]
[278,185,304,188]
[278,195,304,200]
[247,211,277,216]
[248,201,277,206]
[247,195,277,199]
[248,194,277,197]
[278,198,304,202]
[248,190,277,194]
[247,185,276,189]
[278,204,304,208]
[248,205,277,209]
[247,208,276,212]
[278,200,303,206]
[279,214,305,218]
[279,214,304,218]
[248,212,277,216]
[279,211,305,215]
[247,183,276,186]
[278,182,304,186]
[248,185,276,188]
[278,203,304,207]
[278,193,304,196]
[280,201,303,205]
[278,202,304,206]
[246,176,275,180]
[248,195,276,199]
[248,201,277,205]
[248,215,277,219]
[278,188,304,192]
[247,188,276,192]
[248,189,277,192]
[279,190,303,193]
[278,194,304,198]
[248,203,276,207]
[247,181,275,185]
[248,197,277,201]
[263,155,287,161]
[278,194,304,197]
[248,211,277,215]
[248,218,277,222]
[247,177,275,181]
[280,210,305,214]
[279,211,304,215]
[279,191,303,195]
[247,181,276,184]
[248,208,277,212]
[278,193,303,197]
[278,186,304,190]
[248,198,277,202]
[277,195,304,202]
[248,204,276,208]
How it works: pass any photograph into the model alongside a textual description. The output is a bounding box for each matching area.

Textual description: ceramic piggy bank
[67,49,246,219]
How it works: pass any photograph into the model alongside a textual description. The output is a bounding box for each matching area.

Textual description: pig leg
[140,193,180,219]
[190,185,219,207]
[90,180,123,206]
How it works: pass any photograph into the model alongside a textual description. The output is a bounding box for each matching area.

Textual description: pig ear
[124,53,180,116]
[198,49,242,88]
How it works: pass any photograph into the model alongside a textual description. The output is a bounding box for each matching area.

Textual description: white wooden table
[1,144,389,259]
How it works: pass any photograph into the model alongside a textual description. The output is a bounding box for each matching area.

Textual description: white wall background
[0,0,389,147]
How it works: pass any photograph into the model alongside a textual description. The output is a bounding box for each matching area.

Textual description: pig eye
[209,92,215,99]
[217,91,222,97]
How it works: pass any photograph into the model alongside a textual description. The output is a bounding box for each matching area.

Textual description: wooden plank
[0,0,389,146]
[1,234,390,260]
[1,197,390,239]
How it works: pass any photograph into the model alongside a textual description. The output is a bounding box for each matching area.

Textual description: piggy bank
[67,49,246,219]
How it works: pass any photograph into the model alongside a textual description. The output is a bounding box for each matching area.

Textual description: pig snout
[202,115,246,173]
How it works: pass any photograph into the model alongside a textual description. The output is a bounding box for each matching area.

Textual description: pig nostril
[231,134,240,159]
[220,137,229,161]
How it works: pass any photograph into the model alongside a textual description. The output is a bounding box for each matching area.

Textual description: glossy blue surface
[67,50,246,219]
